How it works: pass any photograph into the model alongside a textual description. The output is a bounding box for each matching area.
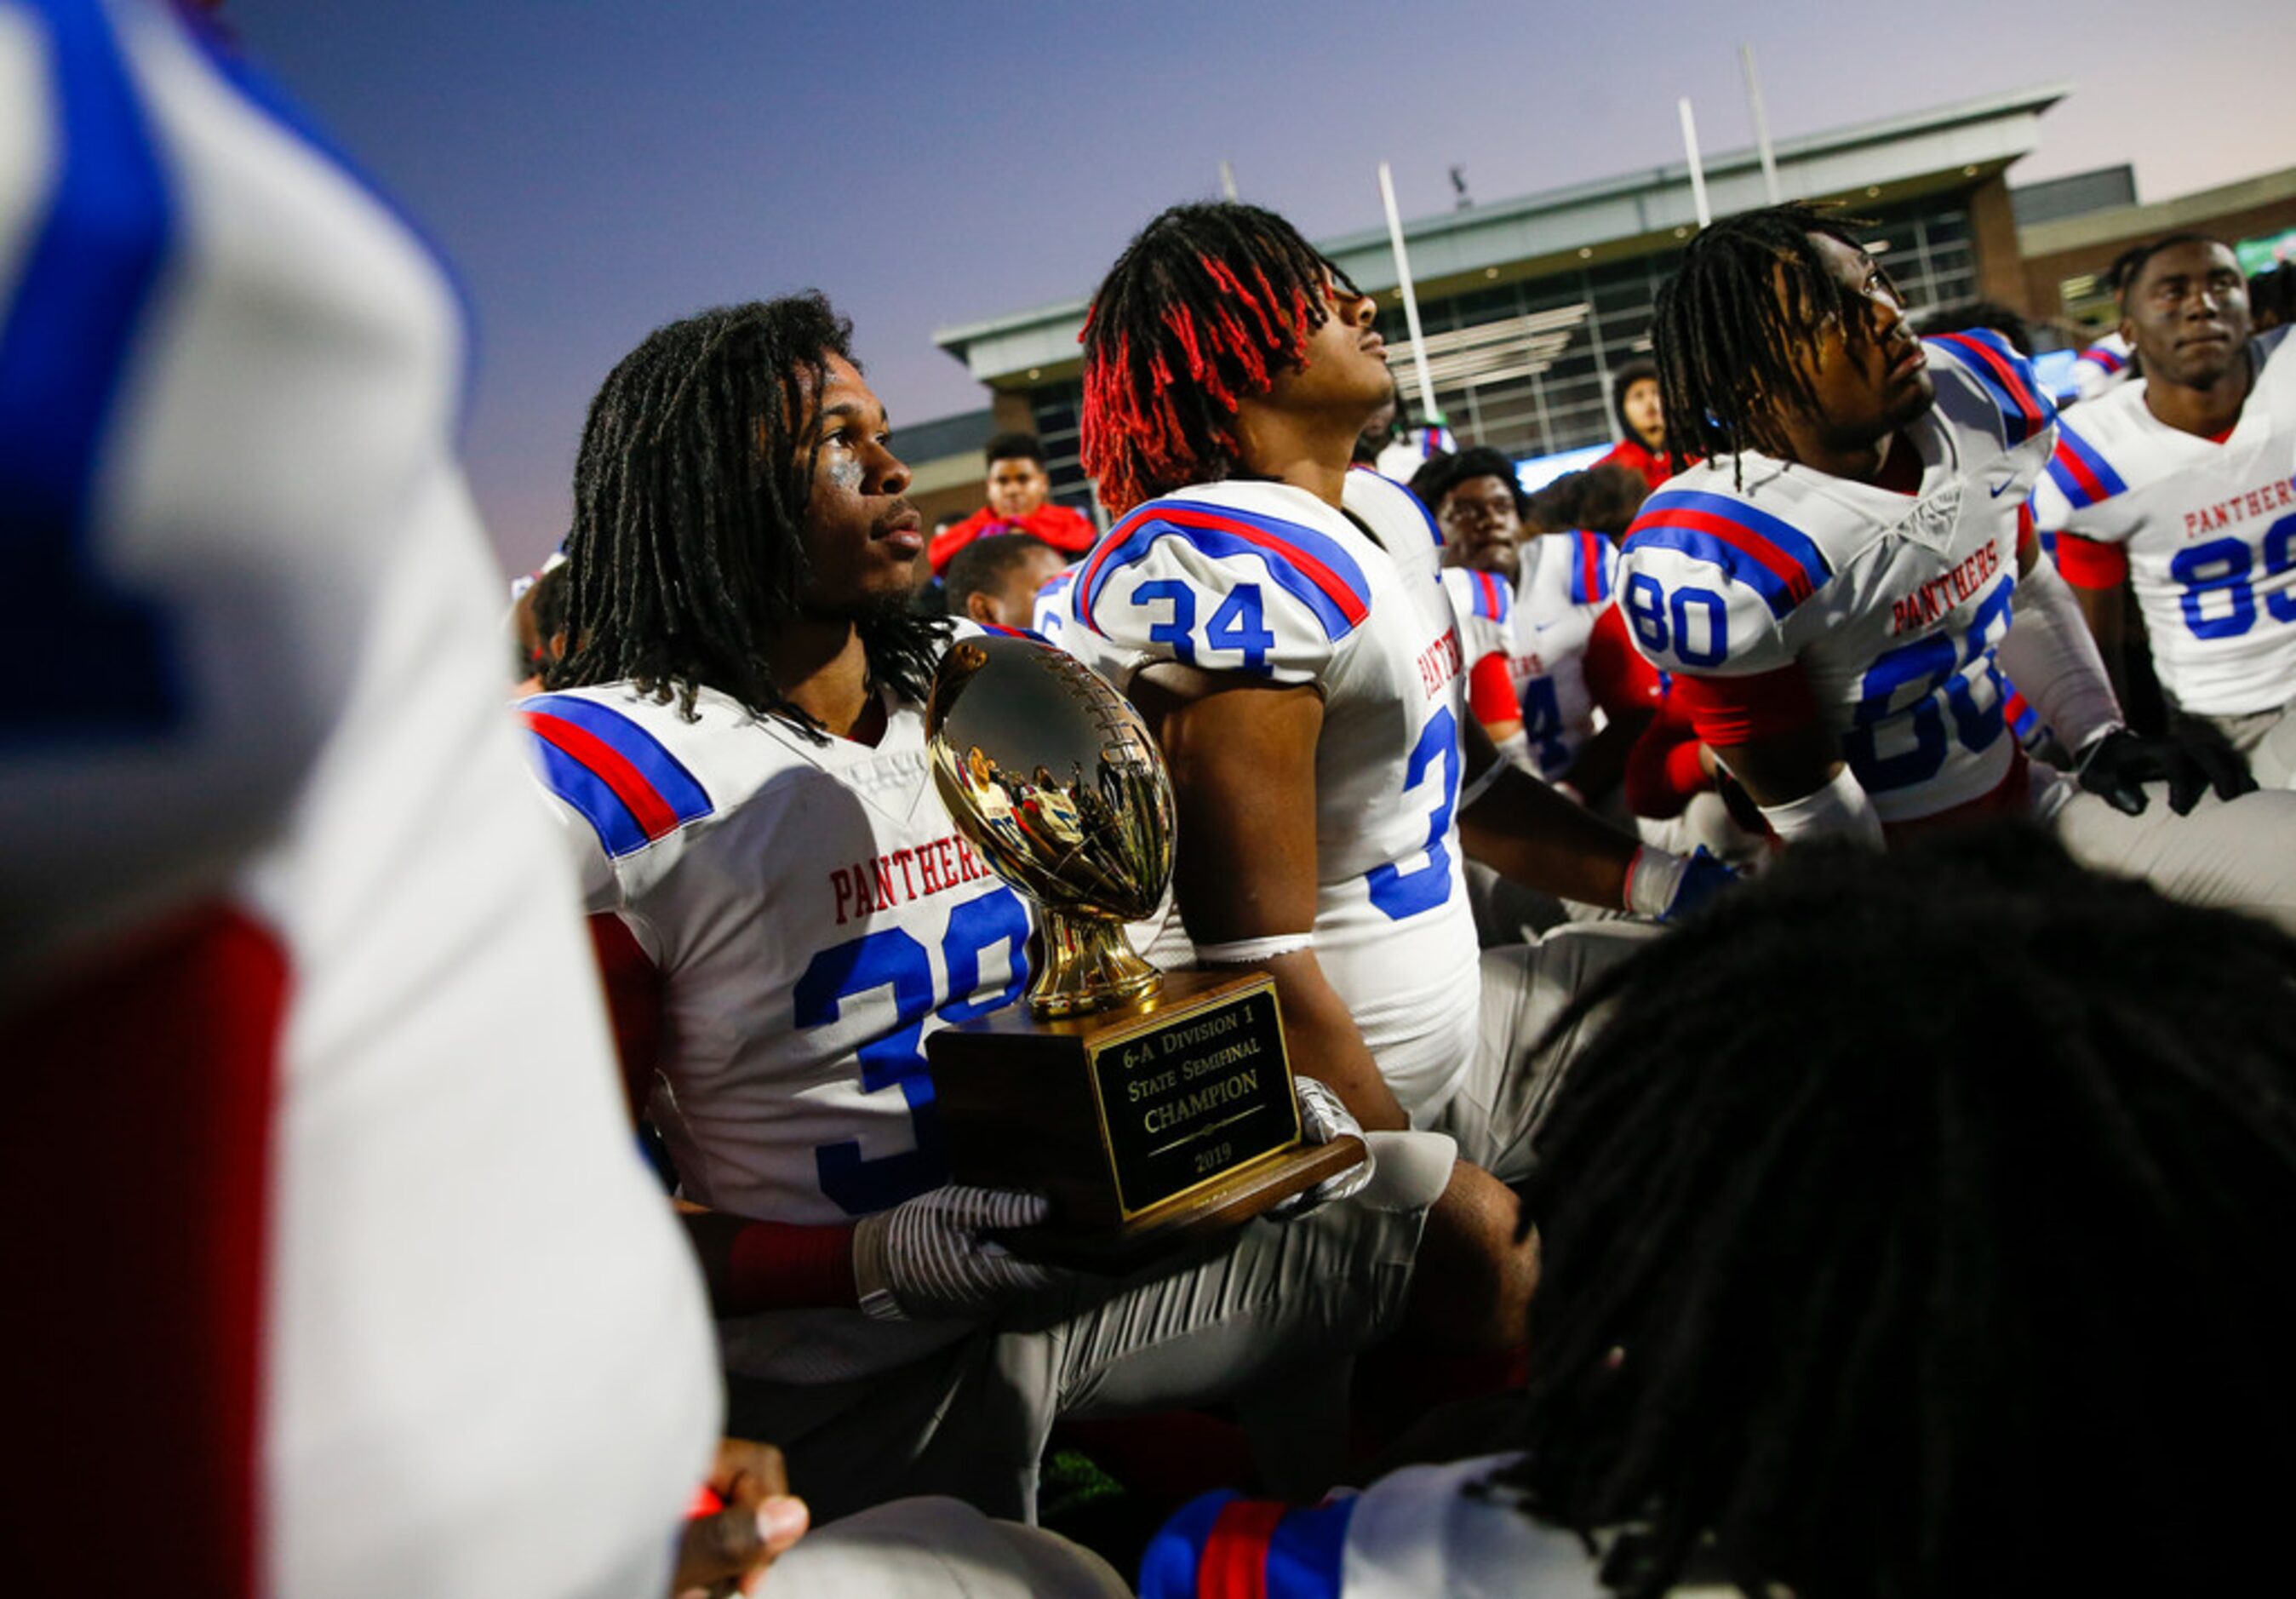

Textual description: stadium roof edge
[2017,163,2296,258]
[933,82,2070,387]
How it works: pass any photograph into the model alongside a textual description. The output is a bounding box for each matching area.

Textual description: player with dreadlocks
[1615,201,2296,928]
[521,291,1456,1527]
[549,294,944,731]
[1060,203,1732,1360]
[1140,823,2296,1596]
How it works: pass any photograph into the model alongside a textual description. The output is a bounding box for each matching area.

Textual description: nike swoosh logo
[1989,481,2015,498]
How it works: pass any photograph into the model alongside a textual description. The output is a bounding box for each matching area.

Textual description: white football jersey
[2030,326,2296,717]
[1065,471,1482,1120]
[524,637,1034,1379]
[1440,565,1519,740]
[0,3,716,1593]
[1442,564,1516,672]
[2070,330,2135,404]
[1511,530,1622,776]
[1142,1455,1620,1599]
[1618,331,2057,824]
[1032,565,1080,653]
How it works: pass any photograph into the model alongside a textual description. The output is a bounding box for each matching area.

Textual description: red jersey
[927,500,1098,572]
[1594,436,1678,496]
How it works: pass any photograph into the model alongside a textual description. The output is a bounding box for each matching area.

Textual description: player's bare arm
[1130,662,1412,1132]
[1453,714,1640,908]
[1130,660,1538,1350]
[1709,717,1847,809]
[1552,708,1652,805]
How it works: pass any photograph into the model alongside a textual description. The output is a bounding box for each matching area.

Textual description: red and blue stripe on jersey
[1926,330,2053,450]
[3,0,183,743]
[2075,342,2127,375]
[1140,1489,1355,1599]
[1460,567,1510,622]
[523,695,713,858]
[2042,421,2129,509]
[1076,498,1373,641]
[1623,490,1834,619]
[1566,529,1613,605]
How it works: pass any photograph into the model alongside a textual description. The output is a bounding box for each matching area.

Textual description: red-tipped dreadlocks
[1080,203,1345,515]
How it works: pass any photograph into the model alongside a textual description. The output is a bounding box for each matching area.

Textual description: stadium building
[907,84,2296,528]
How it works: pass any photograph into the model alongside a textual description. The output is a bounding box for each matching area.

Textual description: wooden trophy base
[929,968,1369,1273]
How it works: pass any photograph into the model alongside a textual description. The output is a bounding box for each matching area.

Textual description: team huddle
[12,3,2296,1596]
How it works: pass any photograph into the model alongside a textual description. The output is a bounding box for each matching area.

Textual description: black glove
[2076,727,2256,817]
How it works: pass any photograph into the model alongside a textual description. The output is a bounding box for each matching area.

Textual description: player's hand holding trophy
[925,632,1366,1269]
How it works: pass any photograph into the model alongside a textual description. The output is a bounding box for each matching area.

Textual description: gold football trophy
[924,633,1365,1268]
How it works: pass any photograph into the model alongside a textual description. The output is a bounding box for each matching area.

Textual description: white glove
[1271,1077,1376,1218]
[851,1185,1054,1321]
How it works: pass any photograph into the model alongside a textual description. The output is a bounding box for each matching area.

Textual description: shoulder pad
[1924,331,2055,451]
[2035,415,2130,521]
[1074,496,1371,681]
[1618,489,1822,677]
[520,692,714,859]
[1623,486,1833,618]
[1343,466,1446,552]
[1442,565,1514,625]
[1563,529,1616,605]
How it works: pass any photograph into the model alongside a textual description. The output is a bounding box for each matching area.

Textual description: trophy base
[930,968,1361,1272]
[1002,1135,1366,1273]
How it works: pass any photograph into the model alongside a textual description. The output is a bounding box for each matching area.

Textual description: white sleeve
[0,0,457,977]
[1074,500,1370,685]
[1995,556,2122,752]
[1615,496,1812,682]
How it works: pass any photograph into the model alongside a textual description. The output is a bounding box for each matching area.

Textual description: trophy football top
[924,633,1175,928]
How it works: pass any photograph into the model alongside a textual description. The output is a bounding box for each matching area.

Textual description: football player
[1614,203,2296,929]
[942,531,1067,630]
[1063,203,1726,1233]
[525,294,1457,1526]
[1031,561,1080,651]
[2032,235,2296,786]
[1426,455,1663,800]
[1427,450,1536,767]
[0,2,718,1592]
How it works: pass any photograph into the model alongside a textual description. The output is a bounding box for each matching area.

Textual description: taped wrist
[1758,765,1886,846]
[1995,558,2122,752]
[1196,931,1314,965]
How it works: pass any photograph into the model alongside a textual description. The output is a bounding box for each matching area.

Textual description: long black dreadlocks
[1080,201,1351,514]
[547,295,945,729]
[1647,202,1882,474]
[1493,824,2296,1597]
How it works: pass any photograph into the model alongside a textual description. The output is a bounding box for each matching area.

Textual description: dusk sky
[227,0,2292,572]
